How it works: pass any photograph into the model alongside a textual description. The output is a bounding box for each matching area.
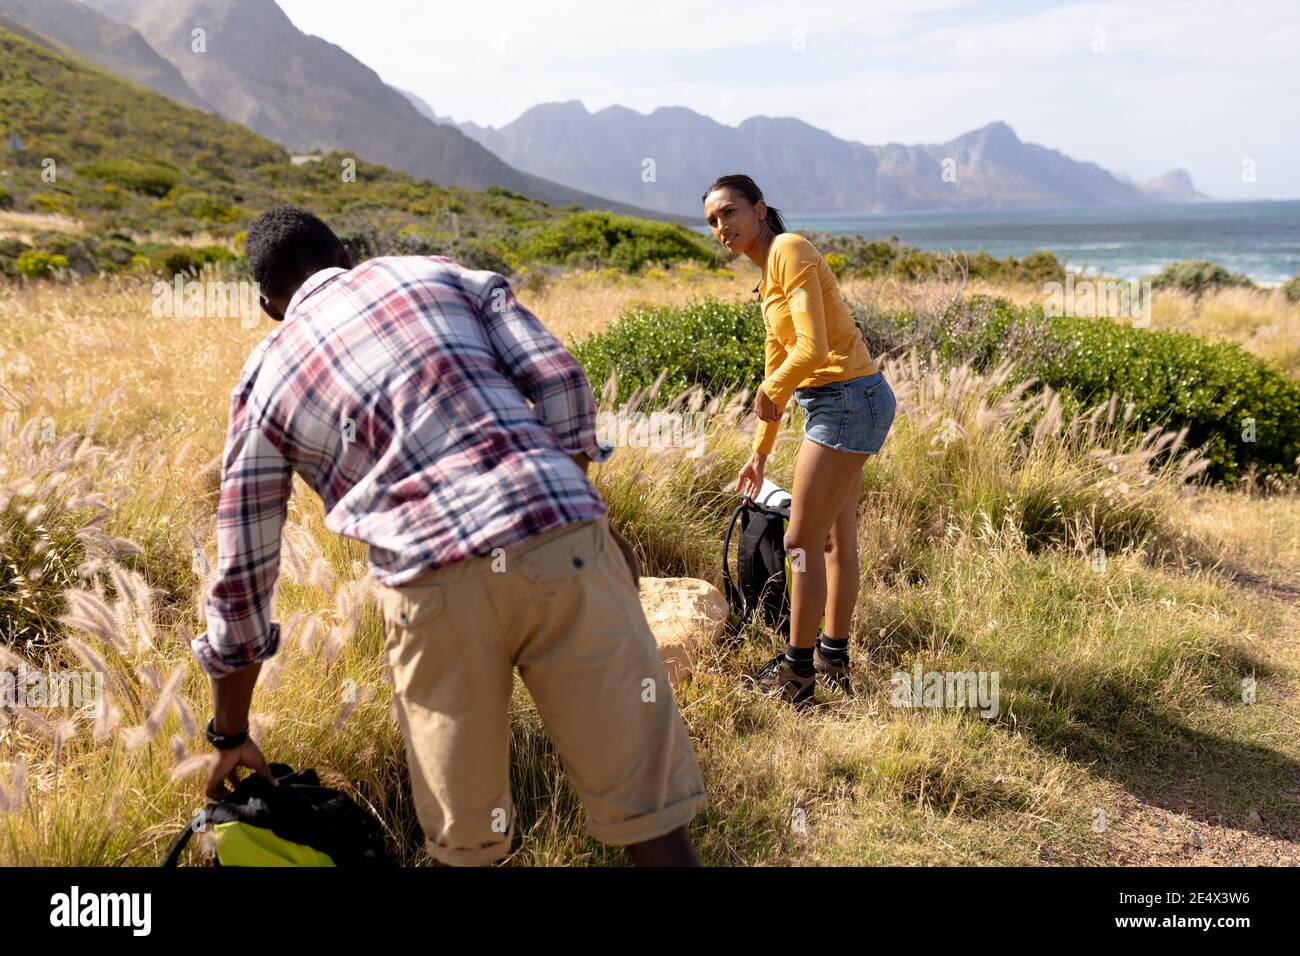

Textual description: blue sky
[276,0,1300,201]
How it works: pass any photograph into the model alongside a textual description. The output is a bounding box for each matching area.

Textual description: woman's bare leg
[785,439,870,649]
[824,465,864,639]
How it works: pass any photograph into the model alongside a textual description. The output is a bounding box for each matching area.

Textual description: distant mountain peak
[1138,168,1210,203]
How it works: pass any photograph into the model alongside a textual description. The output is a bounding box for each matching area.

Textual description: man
[193,206,705,866]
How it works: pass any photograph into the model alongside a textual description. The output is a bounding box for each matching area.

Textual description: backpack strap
[162,814,202,868]
[721,500,748,616]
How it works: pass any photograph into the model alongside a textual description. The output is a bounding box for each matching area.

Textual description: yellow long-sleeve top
[753,232,878,456]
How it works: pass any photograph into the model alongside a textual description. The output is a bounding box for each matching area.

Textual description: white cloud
[275,0,1300,198]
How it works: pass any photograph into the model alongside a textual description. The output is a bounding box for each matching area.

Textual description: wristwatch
[205,717,249,750]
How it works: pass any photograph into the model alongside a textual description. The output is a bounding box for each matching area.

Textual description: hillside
[0,26,587,278]
[0,0,207,109]
[80,0,680,221]
[0,24,728,280]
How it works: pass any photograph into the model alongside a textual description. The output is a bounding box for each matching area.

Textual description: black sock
[818,634,850,662]
[784,643,815,675]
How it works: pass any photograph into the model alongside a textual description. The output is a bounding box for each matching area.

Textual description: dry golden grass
[0,211,86,242]
[0,274,264,448]
[514,261,754,341]
[1148,286,1300,379]
[2,272,1298,867]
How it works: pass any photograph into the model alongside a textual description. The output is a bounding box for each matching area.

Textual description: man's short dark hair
[245,205,345,299]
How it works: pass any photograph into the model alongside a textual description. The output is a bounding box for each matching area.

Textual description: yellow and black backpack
[163,764,392,867]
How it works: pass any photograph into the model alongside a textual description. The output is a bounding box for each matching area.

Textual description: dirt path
[1105,566,1300,867]
[1106,791,1300,866]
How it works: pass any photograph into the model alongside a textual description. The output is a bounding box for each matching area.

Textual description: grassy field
[1,269,1298,866]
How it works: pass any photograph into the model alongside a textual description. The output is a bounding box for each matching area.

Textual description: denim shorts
[793,370,896,455]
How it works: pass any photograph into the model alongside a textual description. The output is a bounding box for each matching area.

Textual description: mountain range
[450,101,1210,215]
[1,0,1210,217]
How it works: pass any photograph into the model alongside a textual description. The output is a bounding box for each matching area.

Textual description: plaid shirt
[192,256,613,676]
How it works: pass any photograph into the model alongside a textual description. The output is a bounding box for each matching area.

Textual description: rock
[638,577,728,685]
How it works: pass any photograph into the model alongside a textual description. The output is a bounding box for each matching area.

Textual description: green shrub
[174,191,239,223]
[570,298,764,403]
[0,185,11,210]
[577,293,1300,484]
[859,295,1300,484]
[484,185,528,201]
[95,182,126,210]
[515,211,720,273]
[801,232,1066,285]
[1148,259,1253,297]
[92,237,138,271]
[0,236,31,275]
[1280,275,1300,304]
[146,243,233,277]
[14,249,69,278]
[78,159,180,198]
[28,192,73,214]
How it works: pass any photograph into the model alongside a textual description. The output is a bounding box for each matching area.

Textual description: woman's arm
[754,326,785,456]
[759,237,830,410]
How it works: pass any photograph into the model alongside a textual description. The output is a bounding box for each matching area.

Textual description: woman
[702,174,896,708]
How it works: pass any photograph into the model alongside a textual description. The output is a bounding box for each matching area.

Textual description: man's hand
[204,737,277,800]
[204,662,274,800]
[571,451,592,477]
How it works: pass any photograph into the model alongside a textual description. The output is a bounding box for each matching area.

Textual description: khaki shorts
[375,515,707,866]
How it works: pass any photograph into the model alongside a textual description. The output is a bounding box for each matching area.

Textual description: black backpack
[722,490,793,636]
[163,764,393,867]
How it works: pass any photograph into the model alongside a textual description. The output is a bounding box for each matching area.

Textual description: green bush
[801,232,1066,285]
[92,236,138,271]
[570,298,764,403]
[0,185,11,210]
[576,293,1300,484]
[146,243,234,277]
[0,236,31,275]
[28,192,73,214]
[174,191,239,223]
[1148,259,1253,297]
[14,249,69,278]
[515,211,720,273]
[862,295,1300,484]
[78,159,180,198]
[1280,275,1300,304]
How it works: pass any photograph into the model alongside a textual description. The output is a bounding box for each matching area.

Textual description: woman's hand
[753,385,780,422]
[736,452,766,499]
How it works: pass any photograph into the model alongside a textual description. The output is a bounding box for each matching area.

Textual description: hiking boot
[742,652,815,709]
[813,643,852,695]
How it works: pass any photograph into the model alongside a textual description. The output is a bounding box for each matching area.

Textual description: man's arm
[193,406,292,691]
[194,408,291,796]
[477,274,613,466]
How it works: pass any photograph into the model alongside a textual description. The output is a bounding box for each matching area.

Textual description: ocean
[702,201,1300,285]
